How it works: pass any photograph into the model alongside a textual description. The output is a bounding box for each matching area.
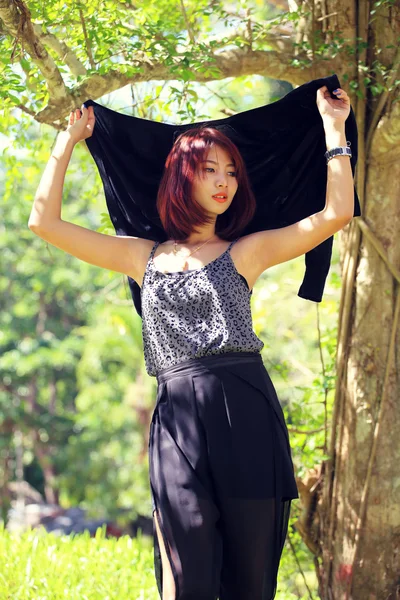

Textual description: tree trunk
[294,1,400,598]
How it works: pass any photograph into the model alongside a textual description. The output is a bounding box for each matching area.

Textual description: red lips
[212,193,228,203]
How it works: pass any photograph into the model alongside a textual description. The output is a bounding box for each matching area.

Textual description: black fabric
[149,350,298,599]
[83,73,360,317]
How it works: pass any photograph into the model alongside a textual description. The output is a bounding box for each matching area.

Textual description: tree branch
[78,7,95,69]
[0,0,329,129]
[9,17,87,96]
[31,22,87,78]
[0,0,68,100]
[37,47,321,126]
[179,0,195,45]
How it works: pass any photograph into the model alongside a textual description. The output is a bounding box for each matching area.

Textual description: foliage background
[0,0,357,596]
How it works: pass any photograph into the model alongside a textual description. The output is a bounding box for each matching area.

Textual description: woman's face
[191,144,238,216]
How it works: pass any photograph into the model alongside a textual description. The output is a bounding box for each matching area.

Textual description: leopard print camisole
[140,237,264,377]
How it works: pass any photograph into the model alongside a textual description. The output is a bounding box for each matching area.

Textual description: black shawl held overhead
[83,73,361,318]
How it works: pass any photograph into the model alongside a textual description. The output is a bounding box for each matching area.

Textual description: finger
[335,92,350,104]
[86,106,95,128]
[79,105,90,122]
[333,88,348,97]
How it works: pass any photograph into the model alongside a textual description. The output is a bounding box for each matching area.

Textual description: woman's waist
[156,350,263,383]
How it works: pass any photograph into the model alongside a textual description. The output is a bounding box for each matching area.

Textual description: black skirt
[148,351,299,600]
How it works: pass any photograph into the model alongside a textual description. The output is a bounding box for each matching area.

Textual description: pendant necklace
[172,234,216,271]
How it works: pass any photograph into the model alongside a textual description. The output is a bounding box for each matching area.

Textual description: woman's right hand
[65,104,96,144]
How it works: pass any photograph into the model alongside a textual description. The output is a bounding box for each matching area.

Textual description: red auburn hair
[156,126,256,241]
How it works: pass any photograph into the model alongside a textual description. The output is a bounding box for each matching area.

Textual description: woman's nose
[216,175,228,187]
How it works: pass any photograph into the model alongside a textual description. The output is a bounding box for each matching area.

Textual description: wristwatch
[325,141,352,164]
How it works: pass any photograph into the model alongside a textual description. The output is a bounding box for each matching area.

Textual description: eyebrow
[201,159,235,167]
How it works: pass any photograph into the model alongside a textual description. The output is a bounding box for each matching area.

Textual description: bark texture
[299,2,400,599]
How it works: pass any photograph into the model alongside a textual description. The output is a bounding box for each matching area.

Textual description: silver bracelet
[325,141,352,164]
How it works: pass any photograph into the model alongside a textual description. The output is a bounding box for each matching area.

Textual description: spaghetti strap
[142,240,160,284]
[227,237,240,250]
[149,240,160,259]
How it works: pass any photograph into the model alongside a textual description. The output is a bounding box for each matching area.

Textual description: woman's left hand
[316,85,351,125]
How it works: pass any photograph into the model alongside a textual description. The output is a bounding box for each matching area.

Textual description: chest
[149,244,254,292]
[141,257,251,315]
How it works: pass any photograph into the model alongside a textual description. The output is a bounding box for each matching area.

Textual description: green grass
[0,521,319,599]
[0,522,159,599]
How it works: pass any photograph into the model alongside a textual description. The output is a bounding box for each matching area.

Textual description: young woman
[29,85,353,600]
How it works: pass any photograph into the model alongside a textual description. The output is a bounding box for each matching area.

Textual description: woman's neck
[174,232,219,246]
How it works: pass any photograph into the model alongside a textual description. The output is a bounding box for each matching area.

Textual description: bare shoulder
[230,233,266,291]
[124,237,157,287]
[232,211,350,283]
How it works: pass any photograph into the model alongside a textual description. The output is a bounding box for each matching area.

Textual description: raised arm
[28,106,146,281]
[237,86,355,279]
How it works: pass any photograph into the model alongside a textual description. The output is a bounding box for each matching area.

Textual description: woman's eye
[204,168,237,177]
